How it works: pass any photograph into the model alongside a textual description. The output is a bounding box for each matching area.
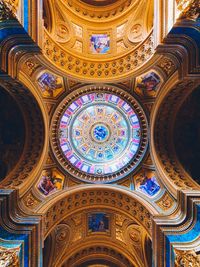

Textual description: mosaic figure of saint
[135,72,161,97]
[38,170,63,196]
[38,73,62,97]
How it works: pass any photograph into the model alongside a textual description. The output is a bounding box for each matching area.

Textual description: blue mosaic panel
[59,93,141,176]
[139,176,160,196]
[88,213,109,233]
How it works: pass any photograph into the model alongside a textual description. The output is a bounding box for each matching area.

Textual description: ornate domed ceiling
[43,0,154,81]
[1,1,200,267]
[51,86,148,182]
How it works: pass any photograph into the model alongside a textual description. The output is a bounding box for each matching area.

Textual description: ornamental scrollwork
[0,246,20,267]
[177,0,200,20]
[156,192,174,211]
[0,0,16,21]
[157,57,176,76]
[175,249,200,267]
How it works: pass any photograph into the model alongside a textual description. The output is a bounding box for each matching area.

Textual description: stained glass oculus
[92,124,110,142]
[58,92,142,176]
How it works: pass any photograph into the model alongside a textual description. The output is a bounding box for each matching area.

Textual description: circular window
[51,86,148,182]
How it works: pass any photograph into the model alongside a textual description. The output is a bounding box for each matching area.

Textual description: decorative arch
[151,77,200,197]
[37,185,158,237]
[0,76,45,194]
[61,243,137,267]
[39,185,157,267]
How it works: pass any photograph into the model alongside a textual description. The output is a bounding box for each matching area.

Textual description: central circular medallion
[92,124,110,142]
[51,86,148,183]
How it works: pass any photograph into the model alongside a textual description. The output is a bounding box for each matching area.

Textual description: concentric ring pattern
[51,86,148,182]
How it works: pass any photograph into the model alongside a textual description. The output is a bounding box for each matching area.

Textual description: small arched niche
[173,85,200,184]
[0,86,25,181]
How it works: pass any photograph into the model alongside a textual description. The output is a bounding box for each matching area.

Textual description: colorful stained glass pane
[58,93,142,175]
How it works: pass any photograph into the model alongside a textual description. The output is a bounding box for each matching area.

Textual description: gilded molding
[62,245,134,267]
[39,186,157,237]
[60,0,135,21]
[43,29,154,80]
[155,192,174,211]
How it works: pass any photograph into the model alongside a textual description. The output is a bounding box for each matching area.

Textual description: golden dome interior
[0,1,199,267]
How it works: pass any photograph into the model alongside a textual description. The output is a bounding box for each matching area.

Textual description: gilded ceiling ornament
[71,215,82,226]
[72,40,83,53]
[157,57,176,76]
[156,192,174,210]
[51,86,148,182]
[116,228,125,242]
[175,249,200,267]
[115,214,126,226]
[4,0,18,13]
[0,246,20,267]
[116,23,126,38]
[24,58,41,76]
[177,0,200,20]
[49,224,70,266]
[117,177,131,188]
[0,0,16,20]
[43,29,154,80]
[56,23,70,43]
[67,79,80,89]
[55,224,70,243]
[128,225,142,245]
[61,0,134,21]
[23,192,39,208]
[128,24,143,43]
[72,226,83,242]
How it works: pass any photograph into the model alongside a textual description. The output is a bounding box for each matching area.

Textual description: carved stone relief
[0,246,20,267]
